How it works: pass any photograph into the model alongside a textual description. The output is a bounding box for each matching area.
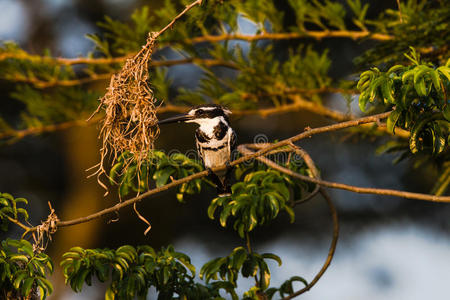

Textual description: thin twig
[238,144,450,202]
[5,215,31,231]
[156,0,204,37]
[396,0,404,23]
[290,144,321,204]
[245,232,252,253]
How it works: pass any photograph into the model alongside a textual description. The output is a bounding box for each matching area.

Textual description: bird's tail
[216,181,231,197]
[207,166,233,197]
[207,171,231,197]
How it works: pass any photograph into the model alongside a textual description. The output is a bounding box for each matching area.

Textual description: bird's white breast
[196,116,227,138]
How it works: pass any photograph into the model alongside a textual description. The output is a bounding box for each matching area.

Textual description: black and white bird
[158,104,236,196]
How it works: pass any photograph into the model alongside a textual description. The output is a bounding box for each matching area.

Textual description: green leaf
[259,262,271,290]
[414,75,427,96]
[242,256,258,278]
[387,109,402,134]
[437,66,450,82]
[443,105,450,121]
[262,253,282,266]
[106,286,115,300]
[21,277,34,297]
[231,248,247,271]
[381,78,395,104]
[358,91,370,112]
[13,271,27,289]
[154,169,175,187]
[9,254,29,263]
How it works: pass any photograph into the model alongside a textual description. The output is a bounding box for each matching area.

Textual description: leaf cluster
[200,246,281,298]
[0,239,53,300]
[177,43,332,109]
[358,50,449,194]
[0,192,29,232]
[265,276,308,299]
[110,150,205,201]
[61,244,233,300]
[358,52,449,154]
[356,1,449,67]
[208,158,313,238]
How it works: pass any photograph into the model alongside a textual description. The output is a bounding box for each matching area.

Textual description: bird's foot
[225,161,234,173]
[206,167,215,177]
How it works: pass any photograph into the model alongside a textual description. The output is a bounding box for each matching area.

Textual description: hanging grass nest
[90,33,160,192]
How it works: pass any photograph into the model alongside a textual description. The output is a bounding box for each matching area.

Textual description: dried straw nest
[90,33,160,192]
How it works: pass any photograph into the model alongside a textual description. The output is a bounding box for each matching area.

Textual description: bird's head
[158,104,232,127]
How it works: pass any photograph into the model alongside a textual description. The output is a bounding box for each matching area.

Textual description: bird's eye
[196,109,204,115]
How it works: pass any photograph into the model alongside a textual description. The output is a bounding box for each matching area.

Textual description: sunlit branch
[4,58,238,88]
[22,110,434,235]
[0,30,392,65]
[239,143,449,202]
[0,98,406,142]
[185,30,393,44]
[5,215,31,232]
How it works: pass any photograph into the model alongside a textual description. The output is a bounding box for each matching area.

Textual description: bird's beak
[158,113,193,125]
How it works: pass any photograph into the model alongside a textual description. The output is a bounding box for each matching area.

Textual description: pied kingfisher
[158,104,236,196]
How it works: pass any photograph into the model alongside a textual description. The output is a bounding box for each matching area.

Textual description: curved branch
[23,111,392,231]
[23,110,445,234]
[239,144,450,202]
[242,141,339,299]
[282,190,339,299]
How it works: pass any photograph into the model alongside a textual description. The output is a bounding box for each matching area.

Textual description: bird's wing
[195,130,205,165]
[230,128,237,152]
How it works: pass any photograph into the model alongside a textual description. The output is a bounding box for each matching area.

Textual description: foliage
[0,193,29,232]
[1,0,447,139]
[0,0,449,299]
[355,1,450,67]
[110,150,205,202]
[177,43,332,108]
[207,157,314,237]
[61,244,235,300]
[266,276,309,299]
[0,239,53,300]
[358,49,449,193]
[208,168,294,238]
[200,246,281,292]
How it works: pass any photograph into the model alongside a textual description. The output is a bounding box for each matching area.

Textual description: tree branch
[185,31,393,44]
[5,215,31,232]
[0,30,392,65]
[22,110,413,233]
[239,144,450,202]
[242,141,339,299]
[4,58,238,88]
[0,101,408,141]
[282,190,339,299]
[0,101,353,141]
[20,110,443,237]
